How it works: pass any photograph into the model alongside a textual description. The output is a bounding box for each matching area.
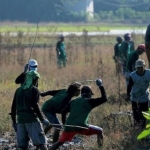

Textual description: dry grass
[0,34,149,149]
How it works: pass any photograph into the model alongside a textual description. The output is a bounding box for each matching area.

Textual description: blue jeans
[17,121,47,148]
[43,112,61,128]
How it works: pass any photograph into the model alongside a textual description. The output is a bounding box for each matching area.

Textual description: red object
[138,44,146,51]
[59,126,102,143]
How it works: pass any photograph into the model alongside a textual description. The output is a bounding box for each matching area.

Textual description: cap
[60,34,64,38]
[116,36,123,41]
[28,59,38,67]
[135,59,145,68]
[81,85,94,95]
[137,44,145,51]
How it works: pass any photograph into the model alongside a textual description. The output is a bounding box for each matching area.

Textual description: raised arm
[88,79,108,108]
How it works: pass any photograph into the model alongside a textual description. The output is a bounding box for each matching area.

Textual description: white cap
[28,59,38,67]
[135,59,145,68]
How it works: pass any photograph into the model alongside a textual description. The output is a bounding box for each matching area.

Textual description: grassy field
[0,23,147,32]
[0,34,149,149]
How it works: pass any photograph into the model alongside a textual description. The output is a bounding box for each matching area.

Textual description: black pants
[132,101,148,128]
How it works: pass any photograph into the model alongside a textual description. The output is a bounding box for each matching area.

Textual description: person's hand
[96,79,103,87]
[24,64,29,73]
[12,123,17,132]
[42,119,50,126]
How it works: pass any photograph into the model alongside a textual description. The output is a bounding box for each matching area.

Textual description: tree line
[0,0,149,23]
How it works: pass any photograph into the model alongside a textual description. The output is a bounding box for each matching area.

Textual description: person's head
[135,59,146,75]
[28,59,38,71]
[67,82,82,97]
[22,71,40,89]
[60,34,65,42]
[124,33,131,42]
[116,36,123,44]
[81,85,94,98]
[136,44,145,55]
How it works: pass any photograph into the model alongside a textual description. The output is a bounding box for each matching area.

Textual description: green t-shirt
[126,50,139,72]
[128,41,135,53]
[15,87,39,123]
[119,41,129,61]
[42,89,67,113]
[64,97,92,132]
[56,41,66,59]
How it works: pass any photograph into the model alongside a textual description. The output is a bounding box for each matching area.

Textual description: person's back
[120,41,129,61]
[126,50,139,72]
[11,71,49,150]
[15,86,41,123]
[129,40,135,52]
[124,33,135,55]
[65,97,92,130]
[42,89,68,113]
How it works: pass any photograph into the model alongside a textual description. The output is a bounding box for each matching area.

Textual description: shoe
[97,132,103,147]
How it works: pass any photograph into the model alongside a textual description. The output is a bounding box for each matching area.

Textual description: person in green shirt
[113,36,123,75]
[124,33,135,54]
[50,78,108,150]
[124,44,145,86]
[56,34,67,68]
[119,37,129,74]
[15,59,38,85]
[41,82,82,143]
[10,71,50,150]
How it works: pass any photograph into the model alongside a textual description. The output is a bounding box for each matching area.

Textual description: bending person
[50,78,108,150]
[41,82,82,143]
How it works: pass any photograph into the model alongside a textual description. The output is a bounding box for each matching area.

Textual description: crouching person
[50,78,108,150]
[10,71,50,150]
[41,82,82,143]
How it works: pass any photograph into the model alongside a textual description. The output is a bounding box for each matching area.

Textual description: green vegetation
[0,0,150,23]
[0,24,147,32]
[0,33,149,149]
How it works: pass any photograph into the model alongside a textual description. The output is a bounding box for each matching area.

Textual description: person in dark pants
[56,35,67,68]
[124,44,145,86]
[10,71,50,150]
[113,36,123,75]
[126,59,150,129]
[15,59,38,85]
[50,78,108,150]
[41,82,82,143]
